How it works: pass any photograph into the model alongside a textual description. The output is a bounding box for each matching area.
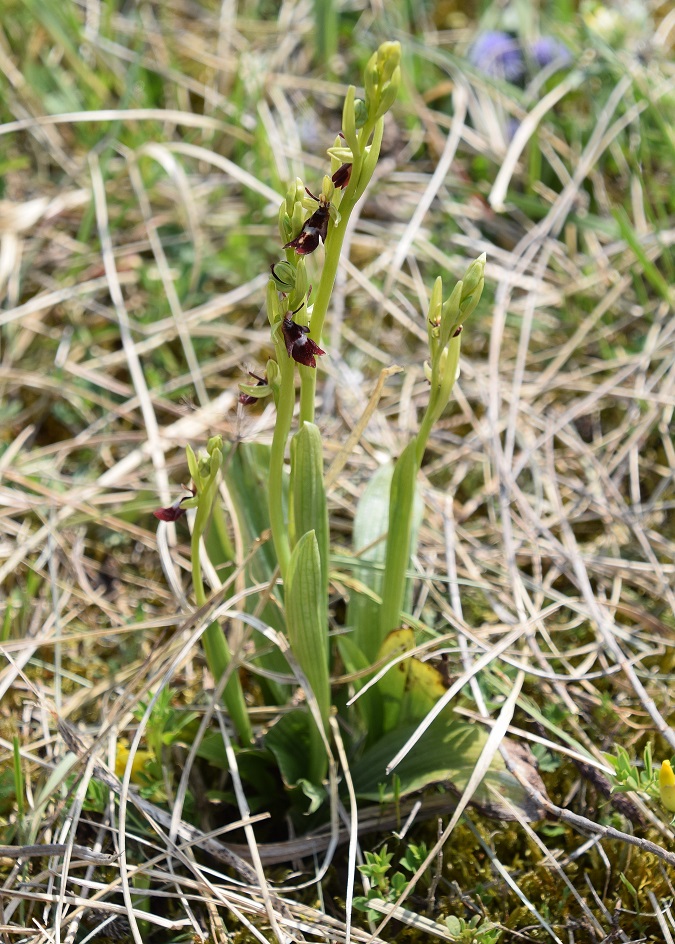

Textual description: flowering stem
[300,118,385,425]
[268,346,295,580]
[415,335,461,467]
[191,494,253,746]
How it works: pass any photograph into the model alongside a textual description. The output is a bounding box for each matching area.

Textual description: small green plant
[604,744,675,819]
[605,743,659,799]
[399,840,431,886]
[353,845,409,923]
[443,914,502,943]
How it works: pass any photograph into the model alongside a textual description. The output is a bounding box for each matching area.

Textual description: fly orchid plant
[153,42,535,822]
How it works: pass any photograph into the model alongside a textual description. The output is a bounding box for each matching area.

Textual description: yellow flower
[115,741,153,783]
[659,760,675,812]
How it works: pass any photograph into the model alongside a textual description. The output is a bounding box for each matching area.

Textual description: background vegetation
[1,0,674,941]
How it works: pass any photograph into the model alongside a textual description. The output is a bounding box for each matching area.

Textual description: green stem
[301,119,384,425]
[415,403,436,469]
[192,499,253,745]
[268,347,295,580]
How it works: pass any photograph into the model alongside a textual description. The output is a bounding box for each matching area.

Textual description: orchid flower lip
[281,316,326,368]
[283,190,331,255]
[153,484,196,521]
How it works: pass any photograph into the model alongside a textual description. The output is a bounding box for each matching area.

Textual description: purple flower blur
[529,36,573,70]
[468,31,525,83]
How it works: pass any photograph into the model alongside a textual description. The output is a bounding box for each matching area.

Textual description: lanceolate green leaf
[290,422,329,600]
[348,462,392,661]
[350,707,544,822]
[286,530,330,784]
[336,634,384,742]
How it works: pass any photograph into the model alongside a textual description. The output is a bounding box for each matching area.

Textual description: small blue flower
[468,31,526,83]
[529,36,573,70]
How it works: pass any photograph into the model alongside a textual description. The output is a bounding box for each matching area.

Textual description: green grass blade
[313,0,338,68]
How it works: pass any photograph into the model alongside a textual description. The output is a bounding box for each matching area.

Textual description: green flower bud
[279,208,293,245]
[197,451,211,480]
[354,98,368,128]
[267,278,283,327]
[270,260,296,293]
[440,280,462,350]
[377,41,402,85]
[461,253,486,301]
[427,276,443,347]
[364,42,402,123]
[320,176,335,203]
[285,177,304,214]
[207,435,223,456]
[266,358,281,389]
[186,444,200,491]
[374,69,400,120]
[342,85,358,151]
[287,259,309,311]
[364,52,379,106]
[209,446,222,478]
[459,253,486,322]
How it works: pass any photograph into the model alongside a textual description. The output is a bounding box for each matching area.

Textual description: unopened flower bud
[279,213,290,246]
[209,447,222,478]
[197,451,211,479]
[285,177,305,214]
[427,277,443,346]
[321,176,335,202]
[287,259,309,310]
[374,75,400,119]
[186,444,200,490]
[267,279,283,326]
[354,99,368,128]
[207,435,223,456]
[459,253,486,321]
[270,261,296,293]
[266,359,281,388]
[376,41,401,84]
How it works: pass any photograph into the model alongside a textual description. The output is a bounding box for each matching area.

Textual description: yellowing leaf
[376,628,414,731]
[402,657,448,722]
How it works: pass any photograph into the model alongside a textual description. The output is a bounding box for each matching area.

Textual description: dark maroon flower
[238,371,267,406]
[284,190,331,255]
[331,162,352,190]
[281,317,325,368]
[153,486,195,521]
